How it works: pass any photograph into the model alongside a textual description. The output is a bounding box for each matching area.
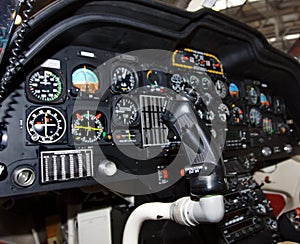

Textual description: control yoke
[122,97,228,244]
[161,96,227,197]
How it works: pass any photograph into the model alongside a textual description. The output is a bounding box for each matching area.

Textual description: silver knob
[284,144,293,154]
[13,167,35,187]
[98,160,117,176]
[261,147,272,157]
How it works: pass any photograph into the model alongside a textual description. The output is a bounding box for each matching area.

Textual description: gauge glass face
[201,76,211,90]
[232,106,244,124]
[263,117,274,135]
[112,66,137,93]
[114,97,139,126]
[26,107,66,143]
[170,73,185,93]
[189,75,200,88]
[218,103,230,122]
[229,83,239,98]
[215,80,227,99]
[249,107,262,126]
[146,70,161,86]
[247,86,258,104]
[203,92,213,106]
[72,66,99,94]
[27,70,63,102]
[71,110,104,143]
[260,93,270,107]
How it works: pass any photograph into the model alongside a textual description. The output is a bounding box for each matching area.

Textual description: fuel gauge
[146,70,162,87]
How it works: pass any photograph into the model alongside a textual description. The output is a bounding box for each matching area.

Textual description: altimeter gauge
[26,107,66,143]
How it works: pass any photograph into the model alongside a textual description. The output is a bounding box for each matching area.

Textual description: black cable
[0,0,35,100]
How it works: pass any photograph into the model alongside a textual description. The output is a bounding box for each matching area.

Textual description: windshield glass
[0,0,20,64]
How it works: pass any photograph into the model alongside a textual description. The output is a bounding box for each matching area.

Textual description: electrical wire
[0,0,35,101]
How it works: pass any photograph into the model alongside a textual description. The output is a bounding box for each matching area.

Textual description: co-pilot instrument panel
[0,44,297,197]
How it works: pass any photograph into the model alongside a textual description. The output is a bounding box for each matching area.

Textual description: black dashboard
[1,0,300,243]
[0,44,298,197]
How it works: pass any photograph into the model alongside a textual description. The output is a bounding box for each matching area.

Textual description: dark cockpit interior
[0,0,300,243]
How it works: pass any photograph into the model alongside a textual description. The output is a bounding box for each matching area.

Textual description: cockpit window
[0,0,20,65]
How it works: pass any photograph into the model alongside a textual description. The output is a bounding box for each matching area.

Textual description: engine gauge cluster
[20,46,297,185]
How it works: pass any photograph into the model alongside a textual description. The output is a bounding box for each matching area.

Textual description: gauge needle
[84,65,89,92]
[41,71,50,86]
[75,125,101,131]
[86,111,90,136]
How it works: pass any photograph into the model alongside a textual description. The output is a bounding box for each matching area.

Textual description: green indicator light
[103,131,107,137]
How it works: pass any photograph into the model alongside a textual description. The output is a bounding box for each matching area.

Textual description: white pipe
[171,195,225,226]
[122,195,225,244]
[122,202,172,244]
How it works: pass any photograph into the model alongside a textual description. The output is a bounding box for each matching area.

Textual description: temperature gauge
[26,107,66,143]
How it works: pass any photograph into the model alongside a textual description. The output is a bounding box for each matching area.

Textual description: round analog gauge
[170,73,186,93]
[112,66,137,93]
[218,103,230,122]
[247,86,258,105]
[72,66,99,94]
[189,74,200,88]
[215,80,227,99]
[249,107,262,126]
[201,76,211,90]
[229,83,239,98]
[204,110,215,121]
[146,70,161,87]
[26,107,66,143]
[202,92,213,106]
[71,110,104,143]
[27,70,64,102]
[232,106,244,124]
[260,93,270,108]
[114,97,139,126]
